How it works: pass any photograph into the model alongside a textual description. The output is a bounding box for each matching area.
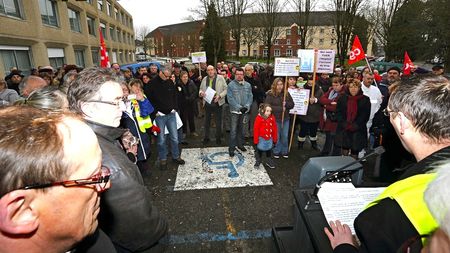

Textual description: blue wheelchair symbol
[202,151,245,178]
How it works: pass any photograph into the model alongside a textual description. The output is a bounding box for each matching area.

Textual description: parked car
[120,61,162,74]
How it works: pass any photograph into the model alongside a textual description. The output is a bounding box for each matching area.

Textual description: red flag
[99,28,110,68]
[348,35,365,65]
[403,51,414,75]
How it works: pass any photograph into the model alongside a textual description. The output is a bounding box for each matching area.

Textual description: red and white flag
[99,28,110,68]
[348,35,365,65]
[403,51,414,75]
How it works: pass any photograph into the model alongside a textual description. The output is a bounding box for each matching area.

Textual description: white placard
[203,86,216,104]
[298,49,315,73]
[274,58,300,76]
[318,182,386,234]
[191,51,207,64]
[288,88,310,115]
[316,50,335,73]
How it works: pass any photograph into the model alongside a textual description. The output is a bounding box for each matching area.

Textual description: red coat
[319,88,344,132]
[253,114,278,144]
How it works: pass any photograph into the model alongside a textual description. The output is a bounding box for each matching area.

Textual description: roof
[146,11,336,38]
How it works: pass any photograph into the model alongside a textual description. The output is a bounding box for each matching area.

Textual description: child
[253,103,278,169]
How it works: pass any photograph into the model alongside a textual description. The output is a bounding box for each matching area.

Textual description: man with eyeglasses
[0,106,111,252]
[68,67,168,253]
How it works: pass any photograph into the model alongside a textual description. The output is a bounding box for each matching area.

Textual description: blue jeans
[155,113,180,160]
[274,119,289,155]
[229,113,245,151]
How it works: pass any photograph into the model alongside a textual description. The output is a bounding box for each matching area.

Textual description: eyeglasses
[383,108,397,117]
[87,99,124,108]
[20,166,111,193]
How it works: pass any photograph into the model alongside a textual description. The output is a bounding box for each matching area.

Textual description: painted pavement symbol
[174,146,273,191]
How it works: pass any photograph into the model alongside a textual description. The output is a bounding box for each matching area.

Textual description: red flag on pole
[348,35,365,65]
[99,28,110,68]
[403,51,414,75]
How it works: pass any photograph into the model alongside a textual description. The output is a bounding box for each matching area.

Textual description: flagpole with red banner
[99,28,110,68]
[349,35,377,86]
[403,51,413,76]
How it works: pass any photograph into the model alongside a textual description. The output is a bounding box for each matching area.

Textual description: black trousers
[204,104,222,140]
[298,120,319,141]
[180,102,196,133]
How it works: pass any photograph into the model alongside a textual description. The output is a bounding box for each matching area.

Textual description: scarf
[328,90,339,100]
[345,94,363,131]
[206,75,217,90]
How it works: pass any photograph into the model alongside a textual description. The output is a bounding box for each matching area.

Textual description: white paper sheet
[317,182,386,234]
[204,87,216,104]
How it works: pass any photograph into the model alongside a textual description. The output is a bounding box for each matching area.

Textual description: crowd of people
[0,59,449,253]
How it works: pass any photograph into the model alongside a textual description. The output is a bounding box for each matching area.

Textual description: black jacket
[334,146,450,253]
[86,121,167,252]
[245,75,265,104]
[145,75,178,115]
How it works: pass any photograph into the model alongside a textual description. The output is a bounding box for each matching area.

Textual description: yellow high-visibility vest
[367,173,438,238]
[131,98,152,133]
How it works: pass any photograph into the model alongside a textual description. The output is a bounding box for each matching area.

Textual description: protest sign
[316,50,335,73]
[298,49,315,73]
[274,58,300,76]
[191,51,207,63]
[288,88,310,115]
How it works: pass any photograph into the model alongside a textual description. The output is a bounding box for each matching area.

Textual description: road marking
[174,146,273,191]
[222,191,237,235]
[163,229,272,245]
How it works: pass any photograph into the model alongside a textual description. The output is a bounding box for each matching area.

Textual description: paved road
[142,117,326,253]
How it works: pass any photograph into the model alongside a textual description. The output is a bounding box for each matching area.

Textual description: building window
[331,38,335,44]
[106,1,112,16]
[121,12,125,24]
[274,49,280,56]
[68,8,81,33]
[122,31,126,43]
[320,28,325,33]
[253,49,257,57]
[117,29,121,42]
[0,46,32,76]
[87,16,96,36]
[39,0,58,27]
[274,40,279,45]
[0,0,22,18]
[286,49,292,56]
[263,49,268,57]
[47,48,65,69]
[242,50,247,56]
[319,38,324,45]
[286,29,291,36]
[332,28,335,33]
[109,26,115,41]
[91,49,99,66]
[286,39,290,45]
[97,0,103,11]
[100,22,106,38]
[74,49,85,67]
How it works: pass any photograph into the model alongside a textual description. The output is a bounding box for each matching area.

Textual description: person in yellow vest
[324,75,450,253]
[120,79,154,175]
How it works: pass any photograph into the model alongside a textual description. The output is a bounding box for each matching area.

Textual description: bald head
[207,65,216,78]
[20,76,47,98]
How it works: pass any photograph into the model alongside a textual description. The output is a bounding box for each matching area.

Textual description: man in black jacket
[68,67,168,253]
[244,63,264,138]
[325,76,450,253]
[145,65,185,170]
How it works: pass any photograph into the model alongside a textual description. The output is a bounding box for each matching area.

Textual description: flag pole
[281,76,288,128]
[288,113,297,152]
[364,56,378,87]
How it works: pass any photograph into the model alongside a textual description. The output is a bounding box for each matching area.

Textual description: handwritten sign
[298,49,315,73]
[191,51,207,64]
[288,88,310,115]
[316,50,335,73]
[274,58,300,76]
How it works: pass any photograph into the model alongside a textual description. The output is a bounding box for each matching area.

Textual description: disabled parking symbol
[202,151,245,178]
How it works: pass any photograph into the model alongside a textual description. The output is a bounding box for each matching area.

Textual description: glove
[240,107,248,114]
[150,125,161,136]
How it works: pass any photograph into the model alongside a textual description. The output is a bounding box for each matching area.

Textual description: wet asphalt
[142,116,327,253]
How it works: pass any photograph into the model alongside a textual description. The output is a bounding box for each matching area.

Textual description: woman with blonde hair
[264,77,295,162]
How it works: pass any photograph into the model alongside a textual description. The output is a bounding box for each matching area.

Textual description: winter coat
[319,88,344,132]
[253,114,278,144]
[227,79,253,113]
[299,84,324,123]
[264,90,294,122]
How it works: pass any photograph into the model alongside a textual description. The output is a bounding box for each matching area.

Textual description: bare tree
[257,0,284,63]
[190,0,227,19]
[287,0,317,49]
[372,0,408,50]
[241,16,260,58]
[224,0,251,58]
[135,25,152,56]
[331,0,365,66]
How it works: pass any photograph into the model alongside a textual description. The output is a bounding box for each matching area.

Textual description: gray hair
[425,161,450,235]
[15,86,68,110]
[244,64,254,71]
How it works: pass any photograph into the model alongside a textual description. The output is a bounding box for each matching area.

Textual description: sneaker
[254,161,261,169]
[229,150,235,157]
[237,146,247,152]
[160,160,167,170]
[202,138,210,145]
[282,154,289,159]
[265,159,276,169]
[191,132,199,137]
[172,157,185,165]
[273,154,280,159]
[181,141,189,145]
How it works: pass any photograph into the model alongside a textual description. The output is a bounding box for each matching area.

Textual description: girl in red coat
[253,103,278,169]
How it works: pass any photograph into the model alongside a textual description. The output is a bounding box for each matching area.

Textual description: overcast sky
[119,0,200,32]
[119,0,329,32]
